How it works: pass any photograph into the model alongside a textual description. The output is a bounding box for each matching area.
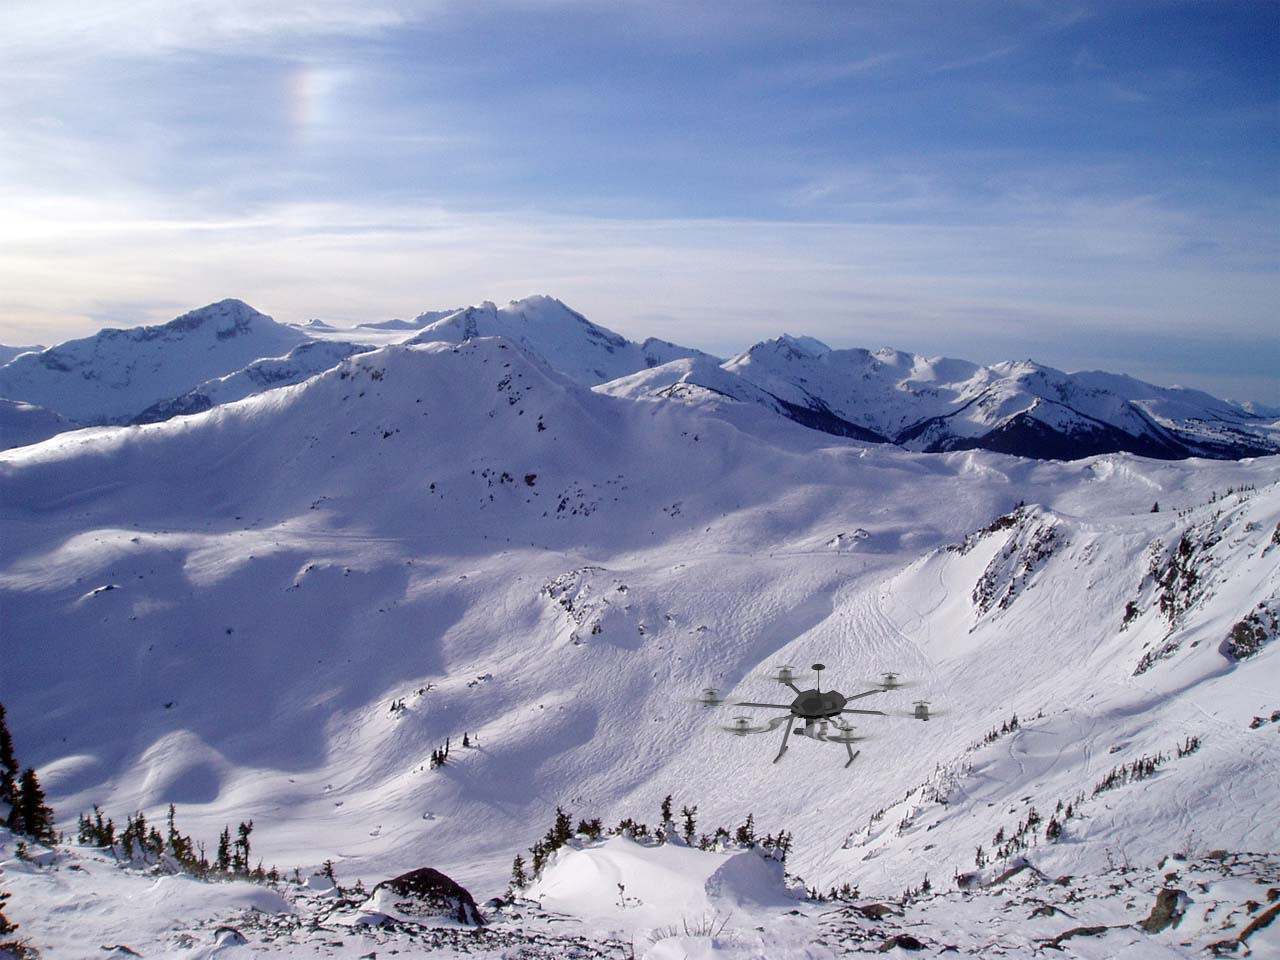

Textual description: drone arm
[841,708,886,716]
[772,719,793,764]
[846,688,884,701]
[732,701,794,710]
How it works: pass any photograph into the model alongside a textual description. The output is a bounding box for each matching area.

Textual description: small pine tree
[660,794,673,826]
[14,769,55,843]
[1151,501,1160,513]
[462,732,470,748]
[530,840,548,876]
[0,886,16,937]
[735,813,756,846]
[234,821,254,875]
[509,854,528,893]
[0,705,18,817]
[681,805,697,845]
[320,859,337,884]
[551,807,573,847]
[216,827,232,872]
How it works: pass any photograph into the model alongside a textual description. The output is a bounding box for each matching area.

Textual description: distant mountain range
[1,295,1275,460]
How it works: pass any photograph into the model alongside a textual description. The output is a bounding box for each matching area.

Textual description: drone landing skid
[772,720,793,764]
[844,746,860,768]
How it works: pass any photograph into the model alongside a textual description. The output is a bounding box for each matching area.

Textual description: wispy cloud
[758,51,900,88]
[1,0,418,59]
[932,43,1020,74]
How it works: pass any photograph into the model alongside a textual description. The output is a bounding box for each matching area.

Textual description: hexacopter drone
[697,663,934,767]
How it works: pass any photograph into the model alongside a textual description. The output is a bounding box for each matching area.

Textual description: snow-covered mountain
[2,296,1272,462]
[0,300,309,426]
[130,340,373,424]
[611,334,1278,460]
[1,328,1276,943]
[404,296,717,385]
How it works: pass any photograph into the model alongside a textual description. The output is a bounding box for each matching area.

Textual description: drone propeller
[720,715,790,737]
[762,663,809,688]
[855,671,917,691]
[889,700,944,721]
[822,723,871,745]
[692,687,725,707]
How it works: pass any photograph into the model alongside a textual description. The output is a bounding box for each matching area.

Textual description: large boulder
[366,868,485,926]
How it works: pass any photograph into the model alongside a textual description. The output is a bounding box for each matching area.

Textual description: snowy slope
[1,327,1277,930]
[131,340,374,424]
[0,300,309,425]
[0,344,44,366]
[0,399,73,451]
[404,296,717,385]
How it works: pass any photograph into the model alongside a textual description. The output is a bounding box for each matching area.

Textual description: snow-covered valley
[1,301,1277,958]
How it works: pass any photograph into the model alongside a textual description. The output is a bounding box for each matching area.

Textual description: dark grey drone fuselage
[731,664,890,767]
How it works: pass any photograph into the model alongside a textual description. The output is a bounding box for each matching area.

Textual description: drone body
[700,663,933,768]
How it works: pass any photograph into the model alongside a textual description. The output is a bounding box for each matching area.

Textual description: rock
[858,903,898,920]
[367,867,485,926]
[1140,888,1188,933]
[1042,925,1109,948]
[1240,902,1280,943]
[214,926,247,946]
[877,933,925,951]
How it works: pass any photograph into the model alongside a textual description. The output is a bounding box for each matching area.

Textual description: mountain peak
[163,298,272,338]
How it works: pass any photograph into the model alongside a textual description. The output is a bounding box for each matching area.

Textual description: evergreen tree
[216,827,232,872]
[681,805,697,845]
[551,807,573,847]
[1151,501,1160,513]
[0,885,16,937]
[660,794,673,826]
[234,821,254,875]
[0,705,18,817]
[509,854,528,893]
[735,813,756,846]
[13,769,54,844]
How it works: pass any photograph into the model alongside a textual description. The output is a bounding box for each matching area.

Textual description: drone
[697,663,934,768]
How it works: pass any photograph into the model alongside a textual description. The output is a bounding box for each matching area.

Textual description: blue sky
[2,0,1276,400]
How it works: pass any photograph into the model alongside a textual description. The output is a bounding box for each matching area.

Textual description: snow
[0,300,308,425]
[529,837,792,932]
[403,296,717,385]
[0,398,72,451]
[0,344,44,366]
[0,297,1277,957]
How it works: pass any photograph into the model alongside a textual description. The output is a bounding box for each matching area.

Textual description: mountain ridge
[0,295,1274,461]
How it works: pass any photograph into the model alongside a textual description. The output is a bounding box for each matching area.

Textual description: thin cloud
[1,0,419,59]
[759,52,901,88]
[932,43,1020,74]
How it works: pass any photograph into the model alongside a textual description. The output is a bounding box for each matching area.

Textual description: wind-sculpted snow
[0,329,1277,938]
